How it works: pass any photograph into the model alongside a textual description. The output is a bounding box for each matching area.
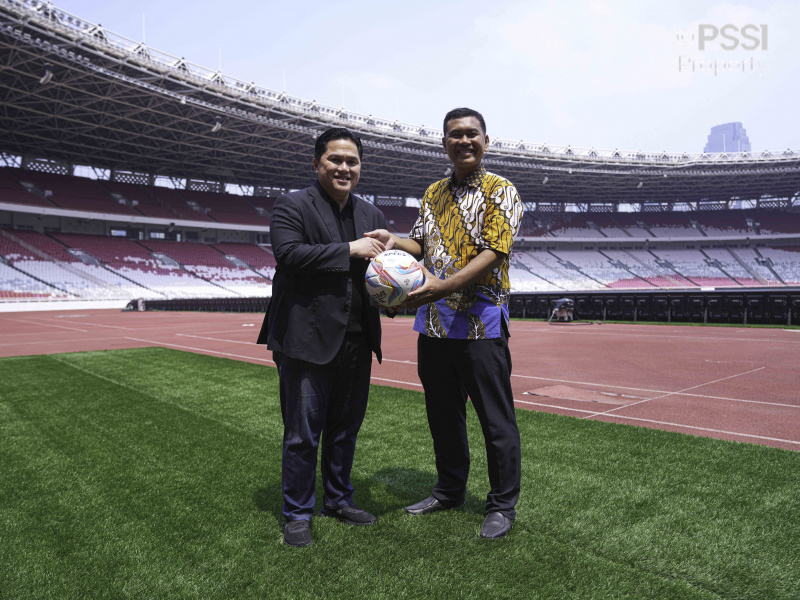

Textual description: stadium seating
[139,239,269,296]
[181,189,270,227]
[211,242,276,280]
[10,170,140,216]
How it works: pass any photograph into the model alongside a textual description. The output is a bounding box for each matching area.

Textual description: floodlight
[211,117,222,133]
[39,63,54,85]
[637,181,643,189]
[542,176,549,184]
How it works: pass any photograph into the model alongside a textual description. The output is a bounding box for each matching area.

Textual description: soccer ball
[365,250,425,308]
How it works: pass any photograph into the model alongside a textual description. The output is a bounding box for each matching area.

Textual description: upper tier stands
[692,211,753,237]
[11,170,140,216]
[181,189,270,227]
[103,180,177,220]
[543,214,597,238]
[750,210,800,235]
[584,214,629,238]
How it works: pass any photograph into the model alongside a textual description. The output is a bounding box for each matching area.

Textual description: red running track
[1,309,798,451]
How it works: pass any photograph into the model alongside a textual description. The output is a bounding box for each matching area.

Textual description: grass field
[1,348,798,600]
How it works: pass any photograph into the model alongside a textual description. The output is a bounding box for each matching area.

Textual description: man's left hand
[401,266,451,310]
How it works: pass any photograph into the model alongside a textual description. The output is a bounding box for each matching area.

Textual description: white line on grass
[124,337,275,364]
[176,333,257,345]
[127,337,420,388]
[371,377,422,387]
[582,367,767,419]
[592,413,800,447]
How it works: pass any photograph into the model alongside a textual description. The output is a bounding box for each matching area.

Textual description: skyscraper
[704,123,751,153]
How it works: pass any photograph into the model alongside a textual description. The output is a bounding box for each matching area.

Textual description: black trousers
[417,327,521,518]
[274,333,372,521]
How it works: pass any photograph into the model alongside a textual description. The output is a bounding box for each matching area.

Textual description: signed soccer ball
[365,250,425,308]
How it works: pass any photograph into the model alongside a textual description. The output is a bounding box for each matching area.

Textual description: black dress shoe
[403,495,465,516]
[319,504,376,526]
[480,512,513,539]
[284,520,312,547]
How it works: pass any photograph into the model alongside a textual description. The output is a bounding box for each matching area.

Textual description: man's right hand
[363,229,395,250]
[349,237,385,259]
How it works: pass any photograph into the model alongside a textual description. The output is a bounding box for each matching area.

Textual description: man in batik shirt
[365,107,523,539]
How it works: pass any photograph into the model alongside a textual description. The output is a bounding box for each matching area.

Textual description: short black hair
[314,127,363,160]
[443,107,486,136]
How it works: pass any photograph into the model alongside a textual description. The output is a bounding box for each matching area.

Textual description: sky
[53,0,800,153]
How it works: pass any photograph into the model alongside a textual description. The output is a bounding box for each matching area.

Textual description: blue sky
[55,0,799,153]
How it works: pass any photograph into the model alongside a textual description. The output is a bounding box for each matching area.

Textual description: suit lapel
[310,185,342,243]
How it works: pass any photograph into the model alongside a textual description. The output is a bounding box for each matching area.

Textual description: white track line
[0,336,122,347]
[508,328,800,345]
[514,398,596,414]
[31,316,133,330]
[510,373,796,409]
[582,367,767,419]
[5,317,88,332]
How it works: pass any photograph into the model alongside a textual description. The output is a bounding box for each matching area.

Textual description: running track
[1,309,798,451]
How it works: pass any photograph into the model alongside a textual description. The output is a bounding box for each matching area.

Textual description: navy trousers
[274,333,372,521]
[417,327,521,518]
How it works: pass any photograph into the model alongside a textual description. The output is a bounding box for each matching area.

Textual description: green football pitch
[1,348,798,599]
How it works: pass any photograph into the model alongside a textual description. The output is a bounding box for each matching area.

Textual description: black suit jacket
[257,183,387,365]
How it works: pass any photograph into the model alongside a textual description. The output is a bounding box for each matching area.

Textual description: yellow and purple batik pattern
[410,166,523,339]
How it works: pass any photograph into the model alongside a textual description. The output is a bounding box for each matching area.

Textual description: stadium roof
[1,0,800,207]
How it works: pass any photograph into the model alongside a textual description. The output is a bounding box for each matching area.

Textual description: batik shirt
[410,166,523,339]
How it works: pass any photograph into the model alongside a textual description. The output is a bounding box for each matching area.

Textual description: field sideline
[1,347,798,599]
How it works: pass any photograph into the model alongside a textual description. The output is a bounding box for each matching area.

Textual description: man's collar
[449,165,486,191]
[314,180,353,211]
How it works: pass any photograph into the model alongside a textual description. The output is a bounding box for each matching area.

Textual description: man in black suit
[257,128,389,547]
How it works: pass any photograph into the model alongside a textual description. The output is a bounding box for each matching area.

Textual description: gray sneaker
[284,520,312,547]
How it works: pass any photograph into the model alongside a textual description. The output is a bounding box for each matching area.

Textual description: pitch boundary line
[176,333,257,345]
[514,397,800,447]
[124,337,276,365]
[593,413,800,447]
[173,334,797,410]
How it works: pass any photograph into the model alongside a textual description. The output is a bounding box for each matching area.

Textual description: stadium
[1,1,798,599]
